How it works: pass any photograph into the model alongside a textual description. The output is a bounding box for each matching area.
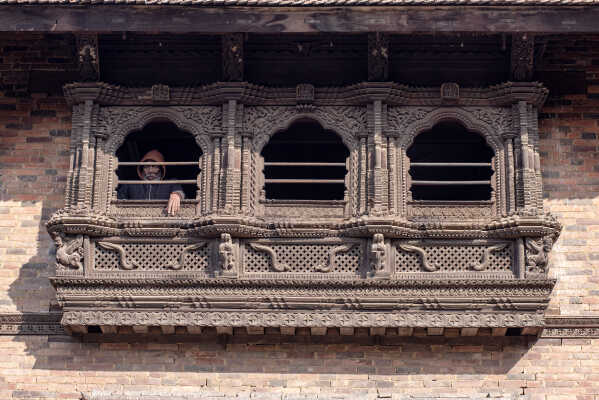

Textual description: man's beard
[143,171,161,181]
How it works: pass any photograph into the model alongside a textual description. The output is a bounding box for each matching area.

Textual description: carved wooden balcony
[48,81,561,334]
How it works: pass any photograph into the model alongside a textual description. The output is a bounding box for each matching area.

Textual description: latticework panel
[93,242,211,271]
[394,243,513,273]
[243,243,362,274]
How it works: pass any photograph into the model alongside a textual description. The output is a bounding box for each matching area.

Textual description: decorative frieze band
[61,310,545,328]
[2,313,598,337]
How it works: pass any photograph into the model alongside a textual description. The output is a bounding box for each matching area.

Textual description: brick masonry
[0,33,598,400]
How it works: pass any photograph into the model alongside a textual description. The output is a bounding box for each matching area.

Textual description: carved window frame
[388,106,514,221]
[94,107,220,218]
[245,107,365,219]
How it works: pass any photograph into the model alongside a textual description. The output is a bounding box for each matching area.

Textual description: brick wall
[1,334,598,400]
[0,33,598,400]
[538,35,599,316]
[0,33,73,312]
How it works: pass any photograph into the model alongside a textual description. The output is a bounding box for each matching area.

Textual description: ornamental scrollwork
[469,243,509,271]
[466,107,513,135]
[314,243,358,273]
[97,242,139,270]
[248,243,289,272]
[167,242,209,271]
[387,107,435,132]
[398,243,440,272]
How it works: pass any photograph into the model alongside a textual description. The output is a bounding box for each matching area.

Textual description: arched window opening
[116,121,202,200]
[261,120,349,201]
[407,121,494,201]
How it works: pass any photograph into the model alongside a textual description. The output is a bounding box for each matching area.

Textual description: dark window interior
[261,120,349,200]
[116,121,202,199]
[407,121,494,201]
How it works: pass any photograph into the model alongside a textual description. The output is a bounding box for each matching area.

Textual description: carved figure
[370,234,386,273]
[52,233,84,270]
[219,233,235,271]
[525,236,553,274]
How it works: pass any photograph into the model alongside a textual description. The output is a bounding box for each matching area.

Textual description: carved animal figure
[219,233,235,271]
[370,233,386,273]
[525,237,552,273]
[52,233,83,269]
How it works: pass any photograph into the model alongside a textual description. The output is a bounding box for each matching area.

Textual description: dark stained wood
[4,6,599,34]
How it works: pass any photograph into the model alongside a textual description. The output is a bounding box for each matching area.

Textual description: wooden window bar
[117,161,199,185]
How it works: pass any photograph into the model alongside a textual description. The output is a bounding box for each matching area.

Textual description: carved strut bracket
[248,243,289,272]
[97,242,139,270]
[75,33,100,82]
[368,32,389,81]
[469,244,509,271]
[167,242,209,271]
[314,243,357,273]
[399,243,440,272]
[511,33,534,82]
[222,33,244,82]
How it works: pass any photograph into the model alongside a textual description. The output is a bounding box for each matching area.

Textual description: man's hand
[167,192,182,216]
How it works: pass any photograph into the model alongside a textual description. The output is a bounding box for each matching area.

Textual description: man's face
[142,163,161,180]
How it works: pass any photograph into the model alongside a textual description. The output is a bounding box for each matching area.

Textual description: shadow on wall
[2,88,597,398]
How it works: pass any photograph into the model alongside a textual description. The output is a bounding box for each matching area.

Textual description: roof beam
[3,6,599,34]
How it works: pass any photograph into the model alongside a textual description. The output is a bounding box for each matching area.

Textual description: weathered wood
[460,327,479,336]
[427,327,444,336]
[99,325,117,334]
[4,6,599,34]
[492,327,508,336]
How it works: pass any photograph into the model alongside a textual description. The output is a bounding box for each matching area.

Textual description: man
[117,149,184,215]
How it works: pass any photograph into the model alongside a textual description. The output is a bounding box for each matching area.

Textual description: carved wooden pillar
[511,33,534,82]
[240,132,253,216]
[222,33,244,82]
[515,101,538,212]
[368,33,389,81]
[358,135,368,216]
[75,34,100,82]
[223,100,242,213]
[368,100,388,214]
[503,133,517,215]
[211,135,223,213]
[67,99,98,211]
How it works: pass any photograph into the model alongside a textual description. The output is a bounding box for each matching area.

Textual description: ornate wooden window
[261,119,349,201]
[49,81,561,335]
[407,121,494,202]
[114,121,202,213]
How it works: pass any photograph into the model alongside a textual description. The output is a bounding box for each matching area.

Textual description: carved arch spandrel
[245,106,365,218]
[96,106,222,214]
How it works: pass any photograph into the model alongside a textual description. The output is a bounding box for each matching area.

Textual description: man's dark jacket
[117,182,184,200]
